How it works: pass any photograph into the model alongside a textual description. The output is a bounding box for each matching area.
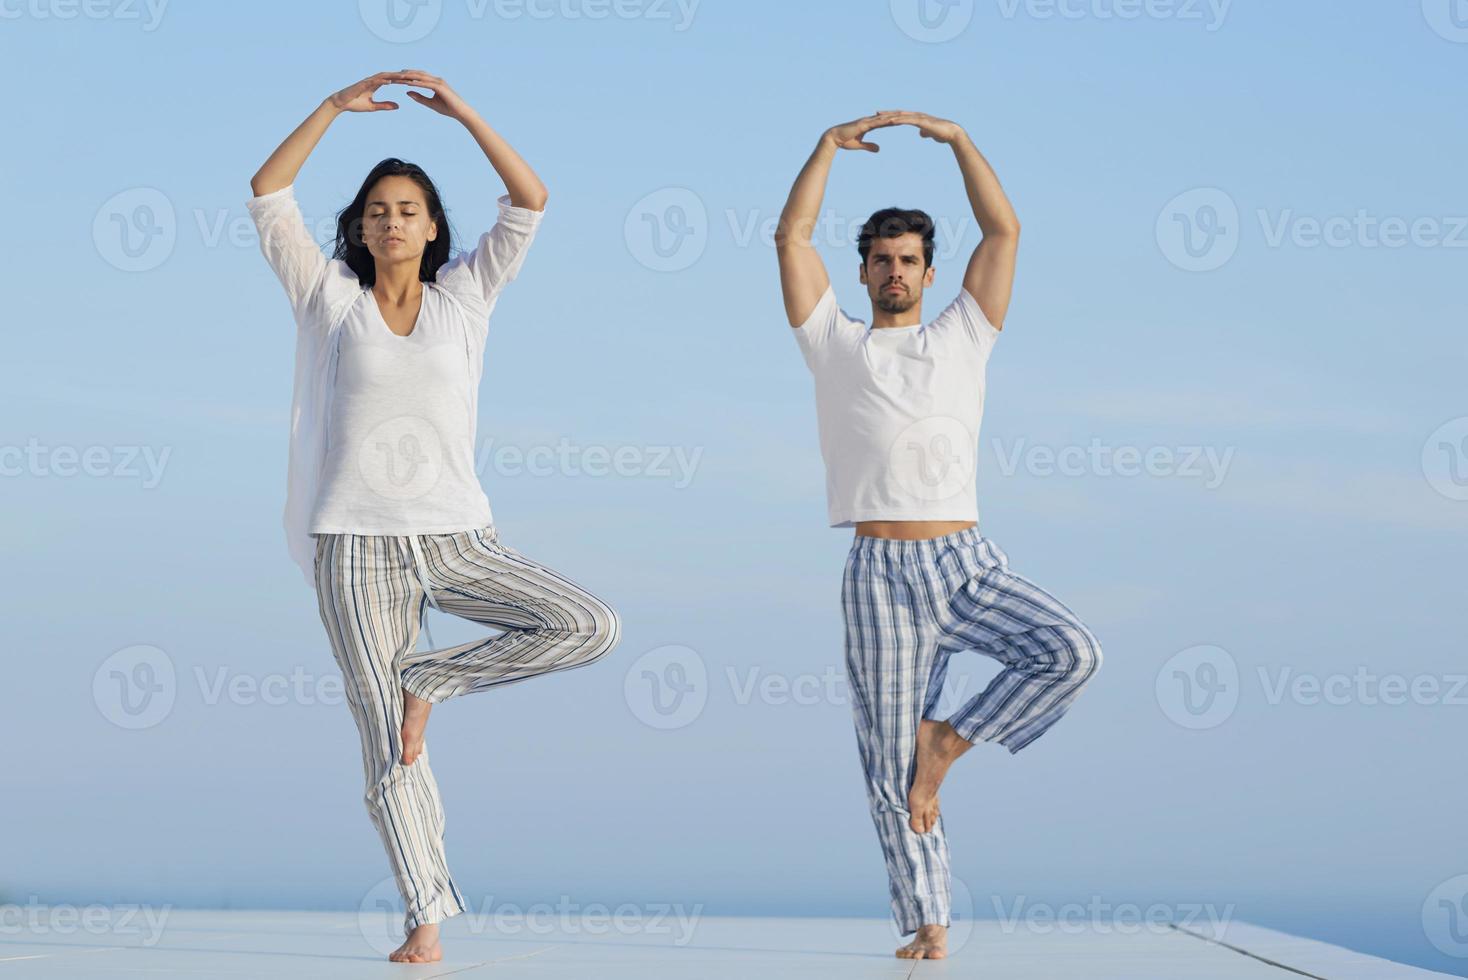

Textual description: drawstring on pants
[403,535,440,652]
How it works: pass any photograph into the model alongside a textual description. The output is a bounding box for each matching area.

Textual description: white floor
[0,910,1456,978]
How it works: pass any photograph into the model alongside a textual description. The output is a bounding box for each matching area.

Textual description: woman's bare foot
[896,923,948,959]
[389,922,442,963]
[908,720,972,834]
[401,688,432,766]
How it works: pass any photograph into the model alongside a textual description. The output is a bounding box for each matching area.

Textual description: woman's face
[360,175,437,264]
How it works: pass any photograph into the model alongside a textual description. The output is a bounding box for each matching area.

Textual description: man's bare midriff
[855,520,976,541]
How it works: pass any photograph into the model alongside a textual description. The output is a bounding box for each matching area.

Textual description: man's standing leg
[842,536,954,950]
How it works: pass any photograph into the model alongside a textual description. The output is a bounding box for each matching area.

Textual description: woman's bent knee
[570,597,621,668]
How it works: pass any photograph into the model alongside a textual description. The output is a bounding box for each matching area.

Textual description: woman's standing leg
[398,525,621,704]
[314,532,468,936]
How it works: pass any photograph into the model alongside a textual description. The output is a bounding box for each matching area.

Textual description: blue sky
[4,0,1465,973]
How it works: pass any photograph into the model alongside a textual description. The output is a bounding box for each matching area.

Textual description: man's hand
[871,110,965,145]
[824,112,907,153]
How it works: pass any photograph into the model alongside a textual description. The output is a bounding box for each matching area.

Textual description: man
[776,110,1103,960]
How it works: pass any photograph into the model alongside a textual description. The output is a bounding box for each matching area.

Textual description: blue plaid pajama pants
[841,526,1103,935]
[314,524,621,936]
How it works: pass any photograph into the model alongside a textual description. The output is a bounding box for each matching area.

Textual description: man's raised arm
[775,114,900,327]
[881,111,1021,331]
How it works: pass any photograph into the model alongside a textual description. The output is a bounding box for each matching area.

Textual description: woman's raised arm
[249,72,414,196]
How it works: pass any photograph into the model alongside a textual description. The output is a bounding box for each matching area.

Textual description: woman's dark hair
[332,158,454,287]
[857,207,936,270]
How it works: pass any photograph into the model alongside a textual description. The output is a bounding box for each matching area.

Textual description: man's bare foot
[401,688,432,766]
[908,719,972,834]
[389,922,442,963]
[896,923,948,959]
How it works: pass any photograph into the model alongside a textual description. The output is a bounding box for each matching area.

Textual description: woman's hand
[396,69,473,121]
[327,72,414,113]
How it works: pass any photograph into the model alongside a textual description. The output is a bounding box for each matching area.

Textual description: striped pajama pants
[841,526,1102,936]
[313,524,621,937]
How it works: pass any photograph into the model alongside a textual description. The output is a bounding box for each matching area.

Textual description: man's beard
[874,286,918,315]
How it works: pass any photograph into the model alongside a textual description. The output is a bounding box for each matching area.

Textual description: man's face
[361,175,438,264]
[859,232,934,315]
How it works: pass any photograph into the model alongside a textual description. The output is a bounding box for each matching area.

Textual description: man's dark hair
[857,207,936,270]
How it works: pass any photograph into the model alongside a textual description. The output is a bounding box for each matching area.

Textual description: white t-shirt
[245,183,543,587]
[790,283,1001,527]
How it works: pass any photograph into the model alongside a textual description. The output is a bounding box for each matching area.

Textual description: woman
[246,70,621,964]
